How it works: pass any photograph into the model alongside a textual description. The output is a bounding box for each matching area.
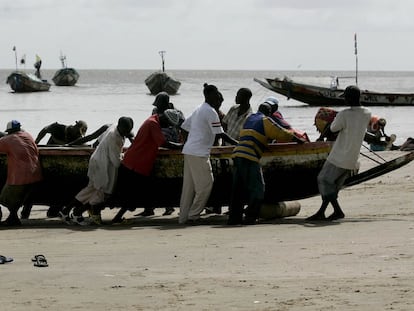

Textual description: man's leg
[187,156,213,221]
[306,199,329,221]
[228,158,245,225]
[179,155,195,224]
[327,198,345,220]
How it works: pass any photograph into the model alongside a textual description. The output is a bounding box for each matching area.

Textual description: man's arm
[35,125,51,144]
[217,132,238,145]
[68,125,110,146]
[163,140,183,150]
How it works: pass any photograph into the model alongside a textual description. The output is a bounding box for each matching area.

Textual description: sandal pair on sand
[0,254,48,267]
[31,254,48,267]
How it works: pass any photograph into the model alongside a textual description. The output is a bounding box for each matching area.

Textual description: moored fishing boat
[254,76,414,107]
[6,53,51,92]
[145,51,181,95]
[52,54,79,86]
[6,71,51,92]
[1,142,412,210]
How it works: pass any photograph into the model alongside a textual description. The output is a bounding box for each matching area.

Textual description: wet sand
[0,151,413,310]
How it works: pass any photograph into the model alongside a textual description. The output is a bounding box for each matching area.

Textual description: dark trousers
[228,157,265,222]
[115,164,152,211]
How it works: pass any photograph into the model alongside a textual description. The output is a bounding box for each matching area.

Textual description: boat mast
[13,46,17,71]
[159,50,166,72]
[354,33,358,85]
[60,52,67,68]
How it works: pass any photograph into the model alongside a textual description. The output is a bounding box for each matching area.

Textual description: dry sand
[0,151,413,310]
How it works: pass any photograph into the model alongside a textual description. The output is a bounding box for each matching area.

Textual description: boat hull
[0,143,330,208]
[254,77,414,106]
[52,68,79,86]
[1,143,412,210]
[145,72,181,95]
[6,71,51,92]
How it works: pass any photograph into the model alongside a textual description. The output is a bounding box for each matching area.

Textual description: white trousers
[179,154,213,224]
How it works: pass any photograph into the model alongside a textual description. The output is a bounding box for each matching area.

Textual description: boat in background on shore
[6,54,51,92]
[52,53,79,86]
[254,76,414,107]
[145,51,181,95]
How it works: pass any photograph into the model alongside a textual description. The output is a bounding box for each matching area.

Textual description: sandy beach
[0,151,413,310]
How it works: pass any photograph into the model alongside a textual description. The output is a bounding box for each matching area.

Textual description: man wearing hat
[111,109,183,223]
[0,120,42,226]
[307,85,371,221]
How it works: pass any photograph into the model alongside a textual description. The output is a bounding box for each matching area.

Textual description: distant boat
[52,54,79,86]
[7,71,51,92]
[6,54,50,92]
[254,76,414,107]
[255,34,414,107]
[145,51,181,95]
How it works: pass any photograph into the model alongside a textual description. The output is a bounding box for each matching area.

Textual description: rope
[361,143,387,164]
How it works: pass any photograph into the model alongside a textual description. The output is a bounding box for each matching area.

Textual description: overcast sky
[2,0,414,71]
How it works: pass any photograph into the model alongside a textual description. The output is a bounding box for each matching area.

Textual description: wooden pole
[354,33,358,85]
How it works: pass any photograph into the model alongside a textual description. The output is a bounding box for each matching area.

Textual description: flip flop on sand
[0,255,14,264]
[32,254,48,267]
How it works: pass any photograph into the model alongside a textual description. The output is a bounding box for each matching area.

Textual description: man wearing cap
[222,88,253,144]
[178,83,238,225]
[265,96,310,142]
[59,117,134,225]
[307,85,371,221]
[0,120,42,226]
[111,109,183,223]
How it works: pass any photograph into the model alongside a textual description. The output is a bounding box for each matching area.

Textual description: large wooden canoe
[254,77,414,107]
[0,142,412,209]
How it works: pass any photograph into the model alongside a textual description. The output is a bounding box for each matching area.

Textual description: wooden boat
[52,68,79,86]
[145,51,181,95]
[254,77,414,107]
[1,142,413,210]
[52,54,79,86]
[6,71,51,92]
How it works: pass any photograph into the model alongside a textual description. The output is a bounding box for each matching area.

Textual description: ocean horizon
[1,69,413,145]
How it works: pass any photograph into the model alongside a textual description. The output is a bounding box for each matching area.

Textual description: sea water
[0,69,413,145]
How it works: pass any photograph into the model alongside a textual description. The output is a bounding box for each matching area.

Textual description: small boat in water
[6,54,51,92]
[7,71,51,92]
[145,51,181,95]
[52,54,79,86]
[254,76,414,107]
[0,142,412,210]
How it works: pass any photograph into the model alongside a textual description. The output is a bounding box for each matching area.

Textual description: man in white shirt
[179,84,238,225]
[307,85,371,221]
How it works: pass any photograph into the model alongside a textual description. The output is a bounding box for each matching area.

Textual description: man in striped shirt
[227,103,305,225]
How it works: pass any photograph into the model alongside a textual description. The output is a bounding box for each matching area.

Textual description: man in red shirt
[111,109,182,223]
[0,120,42,226]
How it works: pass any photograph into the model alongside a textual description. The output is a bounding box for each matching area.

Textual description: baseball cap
[5,120,21,133]
[264,96,279,106]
